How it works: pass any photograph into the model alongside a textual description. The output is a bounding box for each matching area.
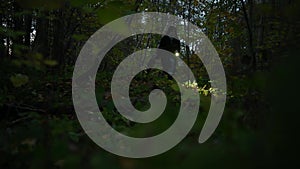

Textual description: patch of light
[30,29,36,43]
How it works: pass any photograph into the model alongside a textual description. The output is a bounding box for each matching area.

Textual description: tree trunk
[24,13,32,48]
[33,11,50,58]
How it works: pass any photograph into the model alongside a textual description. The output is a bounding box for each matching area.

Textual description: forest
[0,0,300,168]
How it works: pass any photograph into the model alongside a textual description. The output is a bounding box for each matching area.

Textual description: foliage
[0,0,299,169]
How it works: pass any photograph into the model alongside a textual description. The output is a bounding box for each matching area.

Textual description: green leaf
[68,132,80,142]
[97,7,121,24]
[171,84,179,91]
[44,59,58,66]
[203,90,209,96]
[10,74,29,88]
[96,0,133,25]
[33,53,43,60]
[72,34,88,41]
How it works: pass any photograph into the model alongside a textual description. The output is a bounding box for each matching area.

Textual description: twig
[5,103,46,113]
[9,116,32,126]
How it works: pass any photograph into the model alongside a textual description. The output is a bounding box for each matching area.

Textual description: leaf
[96,0,133,25]
[97,7,121,24]
[33,53,43,60]
[68,132,80,142]
[203,90,209,96]
[72,34,88,41]
[44,59,58,66]
[171,84,179,91]
[10,74,29,88]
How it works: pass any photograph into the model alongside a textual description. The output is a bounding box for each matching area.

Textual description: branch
[134,0,144,12]
[5,103,46,113]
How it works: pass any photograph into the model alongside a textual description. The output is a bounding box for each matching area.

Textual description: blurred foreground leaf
[10,74,29,88]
